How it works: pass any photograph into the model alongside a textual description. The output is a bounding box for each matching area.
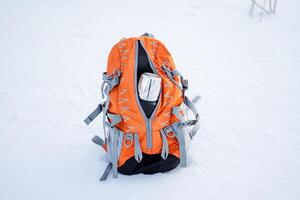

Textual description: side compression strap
[162,65,183,90]
[171,122,188,167]
[84,104,103,125]
[106,113,122,127]
[84,70,121,126]
[100,163,112,181]
[99,128,124,181]
[160,129,169,160]
[161,65,189,96]
[172,96,200,139]
[134,133,143,162]
[101,70,121,140]
[111,128,119,178]
[184,96,200,139]
[92,135,105,147]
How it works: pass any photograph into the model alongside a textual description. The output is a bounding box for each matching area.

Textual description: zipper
[134,40,162,149]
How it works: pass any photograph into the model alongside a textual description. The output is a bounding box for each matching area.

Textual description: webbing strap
[102,77,119,97]
[99,128,123,181]
[101,70,121,140]
[162,65,182,90]
[172,96,200,139]
[84,70,121,132]
[134,133,143,163]
[92,135,105,150]
[184,96,200,139]
[162,65,189,95]
[111,128,119,178]
[172,106,185,122]
[100,163,112,181]
[141,33,154,38]
[160,129,169,160]
[84,104,103,125]
[106,113,122,127]
[171,122,188,167]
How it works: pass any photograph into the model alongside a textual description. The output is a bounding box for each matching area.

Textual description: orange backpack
[84,33,200,181]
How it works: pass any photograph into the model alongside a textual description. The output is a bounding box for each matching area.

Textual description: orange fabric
[106,36,183,167]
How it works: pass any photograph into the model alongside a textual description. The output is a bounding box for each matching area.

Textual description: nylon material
[84,104,103,125]
[117,131,124,158]
[140,40,163,149]
[112,128,119,178]
[160,129,169,160]
[133,40,152,149]
[183,96,200,139]
[115,39,146,133]
[100,163,113,181]
[141,37,183,152]
[124,133,133,148]
[146,118,152,148]
[134,133,143,162]
[106,126,114,162]
[107,113,122,127]
[171,123,188,167]
[155,41,176,70]
[105,37,183,167]
[92,135,104,147]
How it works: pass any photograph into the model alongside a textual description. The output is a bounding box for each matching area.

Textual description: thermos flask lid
[138,73,162,102]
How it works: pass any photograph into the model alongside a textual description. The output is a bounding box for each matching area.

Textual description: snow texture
[0,0,299,199]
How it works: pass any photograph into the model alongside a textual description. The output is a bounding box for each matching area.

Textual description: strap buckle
[162,65,172,77]
[163,126,176,138]
[181,78,189,90]
[124,133,134,148]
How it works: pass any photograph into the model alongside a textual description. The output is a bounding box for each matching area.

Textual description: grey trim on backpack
[134,40,162,149]
[100,163,113,181]
[184,96,200,139]
[161,66,189,96]
[171,122,188,167]
[99,127,124,181]
[134,133,143,162]
[106,113,122,127]
[162,65,183,91]
[172,96,200,139]
[84,104,103,125]
[101,70,122,141]
[134,41,149,148]
[112,128,119,178]
[160,129,169,160]
[117,131,124,158]
[124,133,134,148]
[92,135,105,147]
[141,33,155,38]
[140,40,162,149]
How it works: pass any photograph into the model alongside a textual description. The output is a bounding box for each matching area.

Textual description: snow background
[0,0,299,199]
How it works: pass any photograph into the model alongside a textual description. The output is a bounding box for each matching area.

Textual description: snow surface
[0,0,300,199]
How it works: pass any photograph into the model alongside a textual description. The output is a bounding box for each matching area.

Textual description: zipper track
[134,40,162,149]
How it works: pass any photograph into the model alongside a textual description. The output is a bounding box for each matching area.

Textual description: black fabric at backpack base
[118,153,180,175]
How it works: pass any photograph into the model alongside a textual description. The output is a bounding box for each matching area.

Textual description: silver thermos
[138,73,161,117]
[138,73,161,102]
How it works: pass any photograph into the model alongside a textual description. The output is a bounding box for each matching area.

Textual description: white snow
[0,0,299,199]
